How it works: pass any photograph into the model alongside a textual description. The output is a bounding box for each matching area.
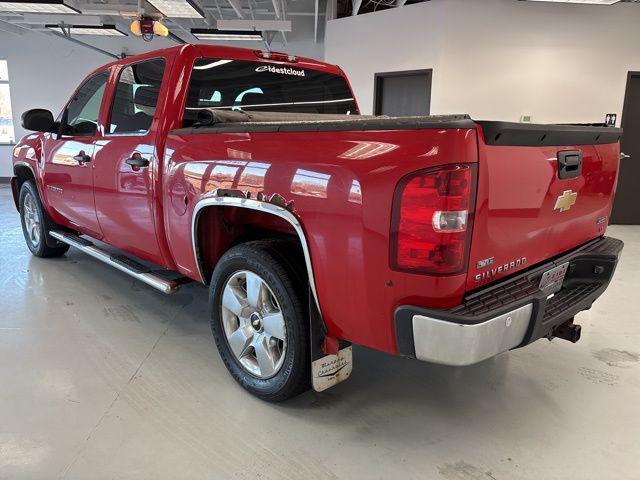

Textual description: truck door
[91,58,166,265]
[43,70,109,238]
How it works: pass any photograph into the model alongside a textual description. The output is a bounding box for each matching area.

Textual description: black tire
[19,180,69,258]
[209,239,310,401]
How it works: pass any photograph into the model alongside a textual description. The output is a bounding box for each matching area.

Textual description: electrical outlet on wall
[520,115,532,123]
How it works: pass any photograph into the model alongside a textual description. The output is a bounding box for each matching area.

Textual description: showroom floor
[0,184,638,480]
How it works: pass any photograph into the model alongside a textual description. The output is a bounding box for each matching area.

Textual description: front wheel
[19,180,69,258]
[209,240,310,401]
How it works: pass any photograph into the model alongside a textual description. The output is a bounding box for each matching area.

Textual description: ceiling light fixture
[131,16,169,41]
[191,29,263,41]
[0,0,80,14]
[146,0,204,18]
[47,24,127,36]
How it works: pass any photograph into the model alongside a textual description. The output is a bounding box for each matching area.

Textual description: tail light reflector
[390,164,476,274]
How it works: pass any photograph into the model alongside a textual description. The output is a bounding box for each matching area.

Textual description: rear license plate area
[539,262,569,293]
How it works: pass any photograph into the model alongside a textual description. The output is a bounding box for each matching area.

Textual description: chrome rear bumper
[395,236,623,366]
[412,304,532,366]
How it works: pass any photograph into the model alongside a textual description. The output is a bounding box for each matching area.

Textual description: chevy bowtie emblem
[554,190,578,212]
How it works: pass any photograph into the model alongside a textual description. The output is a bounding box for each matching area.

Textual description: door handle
[126,155,150,168]
[620,152,631,160]
[73,153,91,163]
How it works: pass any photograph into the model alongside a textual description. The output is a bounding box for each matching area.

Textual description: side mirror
[21,109,56,133]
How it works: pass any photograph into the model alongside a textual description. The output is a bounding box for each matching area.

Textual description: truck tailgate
[467,121,622,291]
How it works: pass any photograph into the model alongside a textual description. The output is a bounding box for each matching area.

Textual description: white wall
[0,16,323,177]
[326,0,640,122]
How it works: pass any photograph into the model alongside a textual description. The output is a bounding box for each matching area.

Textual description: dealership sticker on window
[255,65,305,77]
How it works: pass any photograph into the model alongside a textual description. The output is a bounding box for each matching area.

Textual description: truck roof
[100,43,343,76]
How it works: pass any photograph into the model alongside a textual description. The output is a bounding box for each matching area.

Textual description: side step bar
[50,231,182,294]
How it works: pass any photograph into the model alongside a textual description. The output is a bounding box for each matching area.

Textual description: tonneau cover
[172,109,475,134]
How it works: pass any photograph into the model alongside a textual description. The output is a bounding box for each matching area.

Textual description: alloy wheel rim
[220,270,287,379]
[23,192,41,247]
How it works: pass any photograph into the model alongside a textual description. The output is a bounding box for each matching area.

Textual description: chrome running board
[50,231,181,294]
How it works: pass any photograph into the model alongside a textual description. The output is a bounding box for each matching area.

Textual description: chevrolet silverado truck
[11,44,624,401]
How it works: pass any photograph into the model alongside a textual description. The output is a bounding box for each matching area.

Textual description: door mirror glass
[21,109,56,132]
[61,70,109,137]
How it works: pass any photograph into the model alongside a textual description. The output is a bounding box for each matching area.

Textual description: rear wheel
[19,181,69,258]
[209,240,310,401]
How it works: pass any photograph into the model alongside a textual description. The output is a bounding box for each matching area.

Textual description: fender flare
[191,193,324,320]
[12,161,38,209]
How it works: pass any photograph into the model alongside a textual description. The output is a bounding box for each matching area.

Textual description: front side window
[62,71,109,137]
[0,60,15,144]
[184,58,358,127]
[109,58,165,134]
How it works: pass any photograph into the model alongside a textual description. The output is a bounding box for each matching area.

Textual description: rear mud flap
[309,289,353,392]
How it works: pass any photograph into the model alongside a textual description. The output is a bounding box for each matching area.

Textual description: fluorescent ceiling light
[47,24,127,36]
[0,0,80,14]
[524,0,620,4]
[191,29,263,41]
[216,19,292,32]
[146,0,204,18]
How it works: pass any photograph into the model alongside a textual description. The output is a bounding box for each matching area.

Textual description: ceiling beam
[314,0,318,42]
[75,4,139,16]
[47,29,119,59]
[226,0,245,18]
[21,13,103,25]
[351,0,362,15]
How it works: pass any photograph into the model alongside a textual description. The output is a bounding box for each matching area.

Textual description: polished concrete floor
[0,184,639,480]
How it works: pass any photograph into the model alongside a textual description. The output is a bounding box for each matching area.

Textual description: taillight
[390,164,476,274]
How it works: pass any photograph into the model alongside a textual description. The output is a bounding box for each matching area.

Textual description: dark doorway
[611,72,640,224]
[374,69,432,117]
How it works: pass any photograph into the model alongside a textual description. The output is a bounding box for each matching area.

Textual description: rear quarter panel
[164,127,478,354]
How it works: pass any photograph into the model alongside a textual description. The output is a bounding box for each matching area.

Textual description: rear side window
[109,58,165,134]
[62,71,109,137]
[183,58,358,127]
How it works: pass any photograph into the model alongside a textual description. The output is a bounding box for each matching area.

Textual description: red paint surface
[11,44,620,356]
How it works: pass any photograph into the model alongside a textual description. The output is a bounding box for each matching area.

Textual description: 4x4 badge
[554,190,578,212]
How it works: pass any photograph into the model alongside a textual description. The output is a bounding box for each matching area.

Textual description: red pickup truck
[11,44,624,401]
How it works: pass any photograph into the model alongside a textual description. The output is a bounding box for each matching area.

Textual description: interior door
[374,70,432,116]
[43,70,109,238]
[611,72,640,224]
[92,58,166,264]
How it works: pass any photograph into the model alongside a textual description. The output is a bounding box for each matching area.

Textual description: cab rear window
[183,58,357,127]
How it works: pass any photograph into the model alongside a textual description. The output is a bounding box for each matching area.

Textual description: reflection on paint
[182,160,271,197]
[348,180,362,204]
[227,148,251,160]
[338,141,398,160]
[419,146,439,157]
[238,162,270,196]
[291,168,330,198]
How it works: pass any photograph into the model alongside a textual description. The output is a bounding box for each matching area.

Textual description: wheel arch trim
[191,193,324,319]
[12,161,38,210]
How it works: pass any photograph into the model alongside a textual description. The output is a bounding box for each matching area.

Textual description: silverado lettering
[474,257,528,282]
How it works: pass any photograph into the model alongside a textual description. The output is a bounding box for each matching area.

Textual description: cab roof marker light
[254,50,298,62]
